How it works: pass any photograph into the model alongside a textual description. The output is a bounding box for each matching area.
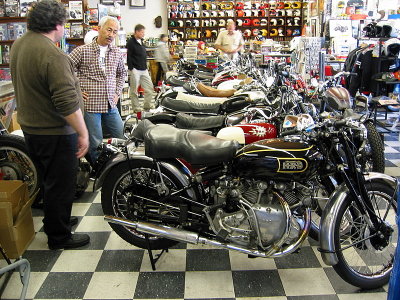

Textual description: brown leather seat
[197,82,236,98]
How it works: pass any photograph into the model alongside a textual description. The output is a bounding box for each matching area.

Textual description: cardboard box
[0,180,28,220]
[7,111,21,132]
[0,181,35,259]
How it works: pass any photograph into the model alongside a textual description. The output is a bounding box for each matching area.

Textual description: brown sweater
[10,31,83,135]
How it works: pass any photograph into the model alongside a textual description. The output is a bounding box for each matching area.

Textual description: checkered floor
[1,112,400,300]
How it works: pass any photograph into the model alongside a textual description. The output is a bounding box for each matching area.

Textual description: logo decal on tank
[278,158,308,173]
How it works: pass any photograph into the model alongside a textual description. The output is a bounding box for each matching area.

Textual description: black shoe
[70,216,78,227]
[48,233,90,250]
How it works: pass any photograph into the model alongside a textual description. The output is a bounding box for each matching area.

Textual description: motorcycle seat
[161,97,222,114]
[176,91,228,104]
[197,82,236,98]
[175,113,226,130]
[194,69,215,80]
[142,120,239,166]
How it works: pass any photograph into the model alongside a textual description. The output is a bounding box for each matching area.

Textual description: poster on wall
[329,19,353,37]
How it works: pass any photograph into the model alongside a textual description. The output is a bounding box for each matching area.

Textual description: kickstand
[145,234,168,271]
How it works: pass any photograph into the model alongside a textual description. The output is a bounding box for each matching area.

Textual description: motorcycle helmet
[185,20,192,27]
[202,3,210,10]
[212,30,218,38]
[244,1,251,9]
[236,19,243,26]
[252,18,261,26]
[252,9,258,16]
[293,9,301,16]
[260,19,268,26]
[205,29,212,38]
[218,11,225,17]
[286,9,293,16]
[243,29,251,37]
[219,19,226,27]
[277,18,285,26]
[225,2,234,9]
[252,2,260,9]
[252,28,260,36]
[203,11,210,17]
[270,1,277,9]
[270,28,278,36]
[194,2,199,10]
[211,3,217,10]
[193,11,200,17]
[244,10,251,16]
[177,20,184,27]
[261,28,268,36]
[236,10,244,17]
[193,20,200,27]
[284,2,291,9]
[286,29,293,36]
[291,1,301,9]
[243,18,251,26]
[270,18,277,26]
[294,17,301,26]
[287,18,292,26]
[292,28,301,36]
[203,20,210,27]
[211,11,218,17]
[337,1,345,7]
[176,12,183,18]
[278,27,284,36]
[236,2,244,9]
[269,9,277,16]
[226,10,234,17]
[258,9,266,17]
[383,38,400,56]
[210,19,217,26]
[276,9,285,16]
[169,20,176,27]
[277,1,285,9]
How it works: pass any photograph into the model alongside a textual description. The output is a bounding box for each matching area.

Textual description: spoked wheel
[361,121,385,173]
[333,182,397,289]
[101,159,195,250]
[0,134,40,197]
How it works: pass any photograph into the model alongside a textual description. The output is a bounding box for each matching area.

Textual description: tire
[363,121,385,173]
[0,134,40,197]
[101,159,192,250]
[332,181,397,289]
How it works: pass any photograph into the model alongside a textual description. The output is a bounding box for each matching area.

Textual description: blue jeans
[84,107,124,163]
[388,187,400,300]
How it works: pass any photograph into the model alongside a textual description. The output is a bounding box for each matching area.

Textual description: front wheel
[333,182,397,289]
[101,159,192,250]
[0,134,40,197]
[362,121,385,173]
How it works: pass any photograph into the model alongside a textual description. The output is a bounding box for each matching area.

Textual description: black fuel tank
[234,138,323,181]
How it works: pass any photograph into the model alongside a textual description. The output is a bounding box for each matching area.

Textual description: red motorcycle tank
[233,123,278,144]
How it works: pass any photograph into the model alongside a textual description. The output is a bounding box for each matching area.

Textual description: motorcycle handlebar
[280,128,300,137]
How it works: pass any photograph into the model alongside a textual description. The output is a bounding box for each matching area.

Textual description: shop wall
[88,0,168,38]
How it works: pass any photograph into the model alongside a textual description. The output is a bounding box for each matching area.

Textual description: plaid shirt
[69,39,127,113]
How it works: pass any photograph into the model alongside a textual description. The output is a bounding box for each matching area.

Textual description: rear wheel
[333,182,397,289]
[101,159,194,250]
[0,134,40,197]
[362,121,385,173]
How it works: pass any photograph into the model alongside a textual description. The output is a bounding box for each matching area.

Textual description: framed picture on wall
[130,0,145,8]
[100,0,125,5]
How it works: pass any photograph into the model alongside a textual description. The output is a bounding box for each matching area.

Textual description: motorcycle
[0,81,40,197]
[100,115,397,289]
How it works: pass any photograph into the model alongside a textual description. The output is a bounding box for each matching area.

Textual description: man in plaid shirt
[69,16,127,163]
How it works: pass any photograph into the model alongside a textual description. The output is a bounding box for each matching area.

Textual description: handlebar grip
[280,128,300,137]
[349,73,358,76]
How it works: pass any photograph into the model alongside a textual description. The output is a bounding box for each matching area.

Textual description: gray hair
[226,19,235,26]
[99,16,119,28]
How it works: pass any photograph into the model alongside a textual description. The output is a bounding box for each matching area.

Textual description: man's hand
[113,94,119,105]
[82,92,89,101]
[76,133,89,158]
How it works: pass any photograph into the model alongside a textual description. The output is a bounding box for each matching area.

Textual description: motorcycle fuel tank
[233,123,278,144]
[234,138,322,181]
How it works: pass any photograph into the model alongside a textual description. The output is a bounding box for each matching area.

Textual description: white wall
[87,0,168,38]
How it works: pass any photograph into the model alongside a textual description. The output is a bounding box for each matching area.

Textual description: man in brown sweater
[10,0,90,250]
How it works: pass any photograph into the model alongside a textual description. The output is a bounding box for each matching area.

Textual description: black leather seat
[161,97,222,114]
[175,113,225,130]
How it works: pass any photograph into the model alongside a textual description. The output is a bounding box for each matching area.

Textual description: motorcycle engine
[210,179,306,249]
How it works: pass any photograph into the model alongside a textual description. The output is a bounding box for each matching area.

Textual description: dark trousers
[155,62,165,84]
[24,133,78,245]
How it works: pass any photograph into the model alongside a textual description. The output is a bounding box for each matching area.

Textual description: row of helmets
[170,28,301,39]
[168,1,304,11]
[169,17,301,28]
[169,9,301,18]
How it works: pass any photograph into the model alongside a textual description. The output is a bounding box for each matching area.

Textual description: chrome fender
[319,172,397,266]
[94,147,194,193]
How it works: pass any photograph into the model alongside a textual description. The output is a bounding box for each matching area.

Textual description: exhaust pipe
[104,215,269,257]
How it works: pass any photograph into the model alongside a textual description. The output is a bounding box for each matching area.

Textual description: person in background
[214,19,244,60]
[69,16,127,164]
[154,33,171,84]
[127,24,154,112]
[10,0,90,250]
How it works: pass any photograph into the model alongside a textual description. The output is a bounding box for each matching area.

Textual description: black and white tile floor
[1,113,400,300]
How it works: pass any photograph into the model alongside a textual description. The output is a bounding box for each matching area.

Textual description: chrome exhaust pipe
[104,215,269,257]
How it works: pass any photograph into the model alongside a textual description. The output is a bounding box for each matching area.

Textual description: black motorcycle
[100,115,397,289]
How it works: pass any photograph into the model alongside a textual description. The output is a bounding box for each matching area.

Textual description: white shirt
[214,30,244,59]
[99,45,107,72]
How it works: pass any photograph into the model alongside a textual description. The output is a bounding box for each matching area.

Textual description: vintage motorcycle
[99,114,397,289]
